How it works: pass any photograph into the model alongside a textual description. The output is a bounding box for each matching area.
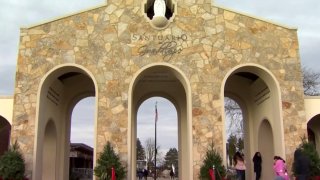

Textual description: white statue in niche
[154,0,166,17]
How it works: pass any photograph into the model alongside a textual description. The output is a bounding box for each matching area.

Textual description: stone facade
[12,0,306,179]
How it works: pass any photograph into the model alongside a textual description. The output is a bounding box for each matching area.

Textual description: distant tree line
[302,66,320,96]
[136,138,178,177]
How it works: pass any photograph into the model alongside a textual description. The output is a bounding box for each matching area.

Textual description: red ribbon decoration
[209,168,215,180]
[112,167,116,180]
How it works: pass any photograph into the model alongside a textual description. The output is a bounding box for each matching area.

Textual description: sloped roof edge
[21,3,297,31]
[21,3,107,29]
[71,143,93,152]
[214,4,297,30]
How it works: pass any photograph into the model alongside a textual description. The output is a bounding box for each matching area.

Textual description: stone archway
[128,63,192,180]
[223,64,284,180]
[33,65,97,180]
[0,116,11,156]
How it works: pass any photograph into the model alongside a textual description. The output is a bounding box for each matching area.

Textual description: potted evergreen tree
[94,141,126,180]
[292,137,320,180]
[199,143,226,180]
[0,141,26,180]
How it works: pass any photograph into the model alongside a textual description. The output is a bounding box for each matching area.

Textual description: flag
[155,102,158,123]
[209,168,215,180]
[172,164,175,174]
[111,167,116,180]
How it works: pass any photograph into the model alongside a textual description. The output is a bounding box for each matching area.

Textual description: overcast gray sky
[1,0,319,150]
[71,96,178,152]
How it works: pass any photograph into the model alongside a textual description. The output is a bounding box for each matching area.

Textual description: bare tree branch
[144,138,162,167]
[224,97,243,138]
[302,66,320,96]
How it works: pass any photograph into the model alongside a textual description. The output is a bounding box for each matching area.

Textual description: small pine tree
[227,135,237,166]
[94,141,126,180]
[237,138,244,152]
[0,141,25,180]
[199,143,226,180]
[137,138,146,161]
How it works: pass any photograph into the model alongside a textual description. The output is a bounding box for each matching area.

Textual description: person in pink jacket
[273,156,289,180]
[234,152,246,180]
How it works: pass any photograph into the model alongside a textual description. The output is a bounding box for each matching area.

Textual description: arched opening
[224,97,244,167]
[69,97,95,179]
[307,114,320,155]
[129,64,192,180]
[34,65,97,180]
[42,120,57,180]
[136,97,178,178]
[258,119,274,180]
[0,116,11,156]
[223,65,283,180]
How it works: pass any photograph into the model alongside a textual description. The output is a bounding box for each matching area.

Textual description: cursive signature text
[138,41,183,61]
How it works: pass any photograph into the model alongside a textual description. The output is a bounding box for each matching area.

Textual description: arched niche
[258,119,274,180]
[128,63,192,180]
[42,120,57,180]
[143,0,176,29]
[33,64,97,180]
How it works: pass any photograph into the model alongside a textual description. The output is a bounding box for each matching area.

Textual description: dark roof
[71,143,93,152]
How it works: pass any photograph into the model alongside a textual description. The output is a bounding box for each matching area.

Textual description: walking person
[253,152,262,180]
[170,168,174,179]
[293,149,310,180]
[273,156,289,180]
[143,168,148,180]
[137,169,143,180]
[233,151,246,180]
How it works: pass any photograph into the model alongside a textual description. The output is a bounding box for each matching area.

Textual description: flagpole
[154,102,157,180]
